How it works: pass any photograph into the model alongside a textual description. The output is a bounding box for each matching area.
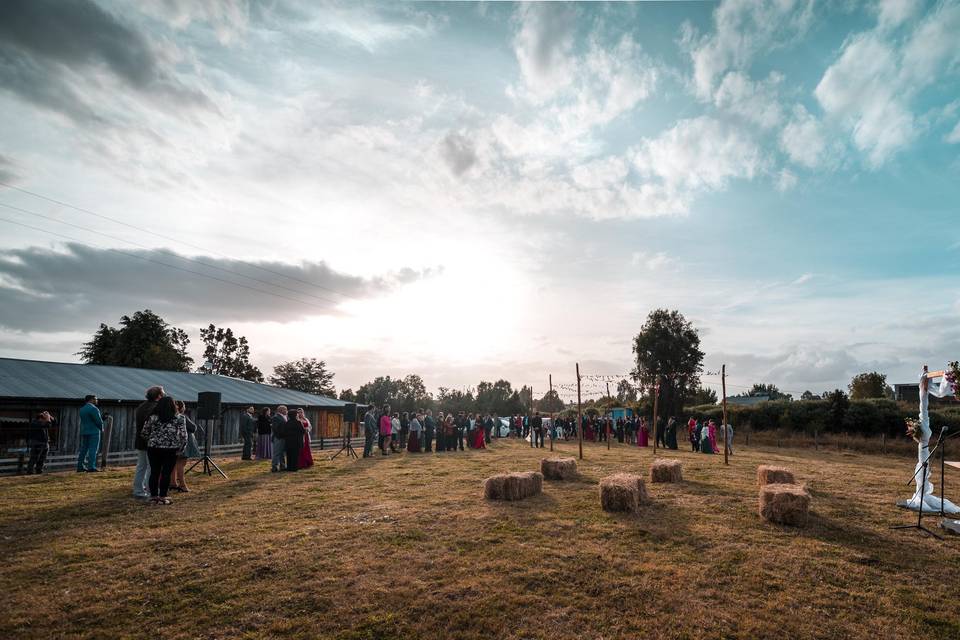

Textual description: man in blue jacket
[77,395,103,472]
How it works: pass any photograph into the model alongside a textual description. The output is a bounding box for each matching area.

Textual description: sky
[0,0,959,401]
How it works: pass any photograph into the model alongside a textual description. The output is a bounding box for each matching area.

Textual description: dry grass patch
[1,439,959,639]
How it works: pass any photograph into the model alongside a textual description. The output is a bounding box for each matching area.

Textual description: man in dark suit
[456,411,467,451]
[271,405,288,472]
[284,407,302,471]
[422,409,435,453]
[362,405,377,458]
[532,412,544,448]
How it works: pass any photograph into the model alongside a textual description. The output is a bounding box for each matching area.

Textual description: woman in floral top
[141,396,187,505]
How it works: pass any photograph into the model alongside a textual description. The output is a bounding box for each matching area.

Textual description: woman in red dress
[639,417,649,447]
[471,417,486,449]
[296,408,314,469]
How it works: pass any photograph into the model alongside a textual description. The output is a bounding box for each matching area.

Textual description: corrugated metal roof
[0,357,346,408]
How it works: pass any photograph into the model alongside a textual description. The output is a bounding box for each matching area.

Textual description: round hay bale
[541,457,578,480]
[757,465,795,486]
[484,471,543,501]
[650,459,683,483]
[759,483,810,526]
[599,473,648,512]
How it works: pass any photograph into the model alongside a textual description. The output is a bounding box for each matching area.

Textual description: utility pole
[606,381,611,450]
[722,364,729,465]
[549,374,554,452]
[652,377,660,455]
[576,363,583,460]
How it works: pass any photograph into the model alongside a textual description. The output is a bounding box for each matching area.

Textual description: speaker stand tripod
[330,420,358,460]
[186,418,229,479]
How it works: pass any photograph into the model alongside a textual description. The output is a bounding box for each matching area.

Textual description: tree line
[77,310,335,395]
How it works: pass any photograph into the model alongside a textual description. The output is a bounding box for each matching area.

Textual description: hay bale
[599,473,649,512]
[541,457,578,480]
[759,483,810,526]
[650,459,683,483]
[757,465,795,486]
[483,471,543,501]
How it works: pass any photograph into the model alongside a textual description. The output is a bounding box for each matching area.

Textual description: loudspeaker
[197,391,222,420]
[343,402,357,423]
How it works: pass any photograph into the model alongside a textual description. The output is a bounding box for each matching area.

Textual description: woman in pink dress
[708,420,719,454]
[639,417,649,447]
[297,408,314,469]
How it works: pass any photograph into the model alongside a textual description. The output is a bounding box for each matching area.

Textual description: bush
[681,398,960,440]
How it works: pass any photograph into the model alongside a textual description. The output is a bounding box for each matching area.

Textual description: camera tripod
[186,419,228,479]
[329,419,358,460]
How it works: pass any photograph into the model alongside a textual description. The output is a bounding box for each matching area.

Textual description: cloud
[630,251,676,271]
[948,120,960,144]
[0,0,214,114]
[0,154,19,184]
[776,169,798,192]
[439,132,478,176]
[304,3,440,52]
[713,71,784,129]
[875,0,923,30]
[140,0,250,45]
[815,1,960,167]
[511,3,578,102]
[0,243,435,332]
[684,0,814,100]
[633,116,767,193]
[780,104,828,168]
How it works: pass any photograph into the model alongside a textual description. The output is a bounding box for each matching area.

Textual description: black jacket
[28,418,51,444]
[134,400,157,450]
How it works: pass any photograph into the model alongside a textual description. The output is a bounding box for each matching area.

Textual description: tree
[687,385,718,406]
[631,309,704,419]
[519,385,534,412]
[825,389,849,432]
[476,380,522,415]
[737,383,792,401]
[78,309,193,371]
[616,379,637,404]
[848,371,888,400]
[198,324,263,382]
[800,390,817,401]
[537,389,565,413]
[396,374,433,412]
[339,388,356,402]
[269,358,336,396]
[436,387,476,414]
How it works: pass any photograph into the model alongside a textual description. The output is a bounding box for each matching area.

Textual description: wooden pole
[549,374,554,452]
[652,378,660,455]
[529,386,534,449]
[722,364,728,465]
[606,382,611,450]
[576,363,583,460]
[99,414,113,470]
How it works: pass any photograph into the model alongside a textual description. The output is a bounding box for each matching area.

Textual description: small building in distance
[893,383,957,406]
[0,357,353,472]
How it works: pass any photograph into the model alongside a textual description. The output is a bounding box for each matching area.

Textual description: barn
[0,357,358,473]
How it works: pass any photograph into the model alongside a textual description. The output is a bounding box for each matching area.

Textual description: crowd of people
[26,388,733,503]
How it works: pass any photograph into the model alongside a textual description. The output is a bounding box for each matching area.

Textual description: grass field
[2,438,959,639]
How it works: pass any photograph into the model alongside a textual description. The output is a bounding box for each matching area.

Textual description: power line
[0,216,347,312]
[0,181,363,302]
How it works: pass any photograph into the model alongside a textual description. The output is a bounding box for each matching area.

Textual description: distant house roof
[0,357,346,408]
[727,395,771,406]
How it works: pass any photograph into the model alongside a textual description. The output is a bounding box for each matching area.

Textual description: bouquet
[905,417,922,443]
[947,361,960,401]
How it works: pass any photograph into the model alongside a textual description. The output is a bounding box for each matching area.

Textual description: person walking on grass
[77,395,103,473]
[283,407,302,472]
[423,409,435,453]
[133,386,164,497]
[363,405,377,458]
[379,405,393,455]
[170,400,200,493]
[240,406,256,460]
[271,405,288,472]
[142,396,187,505]
[27,411,53,474]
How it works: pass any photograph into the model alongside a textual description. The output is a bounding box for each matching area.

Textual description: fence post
[814,429,818,451]
[100,415,114,470]
[882,433,886,455]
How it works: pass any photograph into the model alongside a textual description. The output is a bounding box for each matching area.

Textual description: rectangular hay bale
[759,483,810,526]
[600,473,648,512]
[757,465,795,486]
[484,471,543,501]
[650,459,683,483]
[541,457,578,480]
